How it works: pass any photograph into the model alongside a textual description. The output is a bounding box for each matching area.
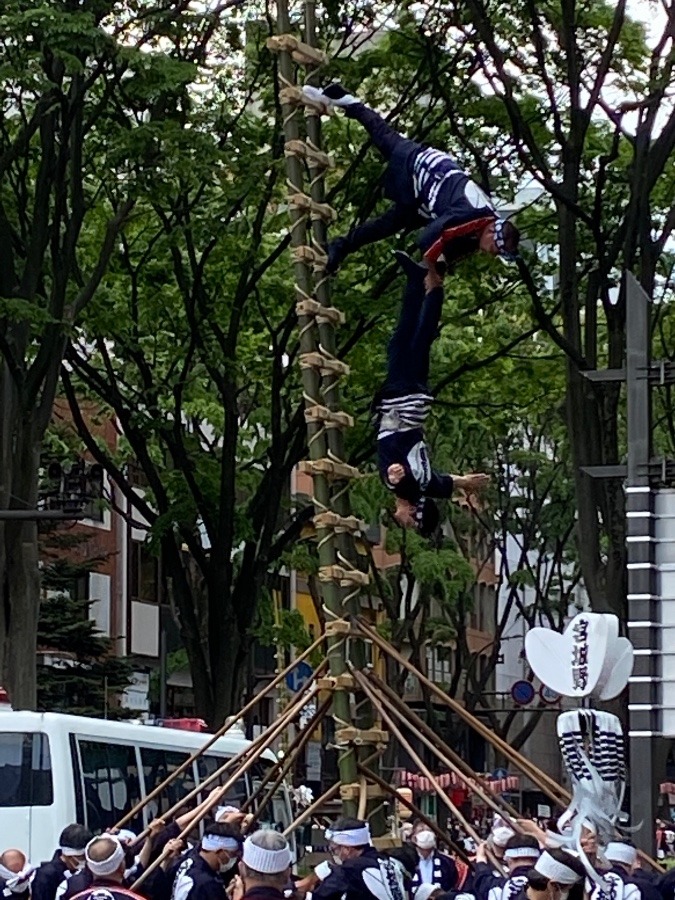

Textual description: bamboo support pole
[114,632,328,830]
[246,697,332,816]
[282,748,382,837]
[354,617,569,803]
[131,687,318,890]
[355,763,471,866]
[350,667,507,875]
[367,671,521,824]
[275,0,361,820]
[132,680,322,843]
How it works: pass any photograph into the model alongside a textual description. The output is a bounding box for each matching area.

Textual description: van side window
[197,756,247,808]
[0,733,53,807]
[140,748,195,822]
[77,740,142,833]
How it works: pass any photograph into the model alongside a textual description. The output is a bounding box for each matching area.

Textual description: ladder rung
[305,405,354,429]
[296,298,345,326]
[298,458,360,481]
[284,139,334,170]
[267,34,327,67]
[279,85,333,116]
[319,565,369,588]
[292,245,329,269]
[288,192,336,224]
[300,351,349,377]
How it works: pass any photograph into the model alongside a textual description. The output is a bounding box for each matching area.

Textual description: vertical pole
[625,270,660,854]
[274,0,359,818]
[301,2,386,835]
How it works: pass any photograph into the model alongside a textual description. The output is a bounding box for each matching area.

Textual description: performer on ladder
[301,83,520,273]
[374,251,489,536]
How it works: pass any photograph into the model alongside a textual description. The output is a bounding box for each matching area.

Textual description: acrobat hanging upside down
[374,251,489,536]
[302,82,520,273]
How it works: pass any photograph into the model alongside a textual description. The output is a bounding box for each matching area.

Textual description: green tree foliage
[38,533,133,717]
[0,0,230,706]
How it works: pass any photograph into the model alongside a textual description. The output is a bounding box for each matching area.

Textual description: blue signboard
[286,661,313,692]
[511,679,536,706]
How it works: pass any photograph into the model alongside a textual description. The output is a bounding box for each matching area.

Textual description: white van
[0,712,294,864]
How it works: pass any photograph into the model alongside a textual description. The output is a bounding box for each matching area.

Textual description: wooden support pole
[367,671,521,824]
[354,617,569,803]
[355,763,471,866]
[244,697,332,815]
[131,687,318,890]
[350,666,507,875]
[114,643,328,830]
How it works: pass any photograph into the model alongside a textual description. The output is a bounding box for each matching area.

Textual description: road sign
[285,660,313,692]
[539,684,561,704]
[511,680,536,706]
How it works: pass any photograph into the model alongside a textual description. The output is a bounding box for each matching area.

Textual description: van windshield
[0,732,53,806]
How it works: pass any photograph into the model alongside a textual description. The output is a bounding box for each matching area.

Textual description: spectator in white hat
[32,825,92,900]
[0,849,35,896]
[409,822,457,894]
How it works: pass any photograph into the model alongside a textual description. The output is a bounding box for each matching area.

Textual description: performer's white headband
[0,863,34,894]
[504,847,541,860]
[534,852,581,886]
[605,843,637,867]
[242,837,291,874]
[201,835,241,853]
[216,806,240,820]
[85,837,126,877]
[60,847,86,857]
[325,825,372,847]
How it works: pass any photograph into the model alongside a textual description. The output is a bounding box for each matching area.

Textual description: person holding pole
[298,818,407,900]
[170,824,243,900]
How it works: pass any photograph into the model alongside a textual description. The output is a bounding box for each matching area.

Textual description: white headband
[492,827,515,848]
[504,847,541,860]
[85,837,126,877]
[60,848,86,858]
[605,843,637,867]
[535,852,581,886]
[216,806,240,821]
[325,825,372,847]
[0,863,34,894]
[202,835,241,853]
[242,836,291,874]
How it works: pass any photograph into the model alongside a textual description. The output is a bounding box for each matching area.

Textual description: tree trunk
[0,372,41,708]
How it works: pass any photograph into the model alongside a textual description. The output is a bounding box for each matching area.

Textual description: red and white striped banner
[396,770,519,795]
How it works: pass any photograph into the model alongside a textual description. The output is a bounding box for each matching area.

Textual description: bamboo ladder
[267,0,388,836]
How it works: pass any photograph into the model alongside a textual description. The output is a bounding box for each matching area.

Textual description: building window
[130,541,159,604]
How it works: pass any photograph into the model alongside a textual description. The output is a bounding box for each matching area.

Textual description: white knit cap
[415,885,440,900]
[85,836,126,877]
[492,827,515,848]
[605,843,637,867]
[242,835,292,874]
[535,851,582,885]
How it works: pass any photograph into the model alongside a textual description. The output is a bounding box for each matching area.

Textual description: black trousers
[330,105,424,265]
[385,261,442,395]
